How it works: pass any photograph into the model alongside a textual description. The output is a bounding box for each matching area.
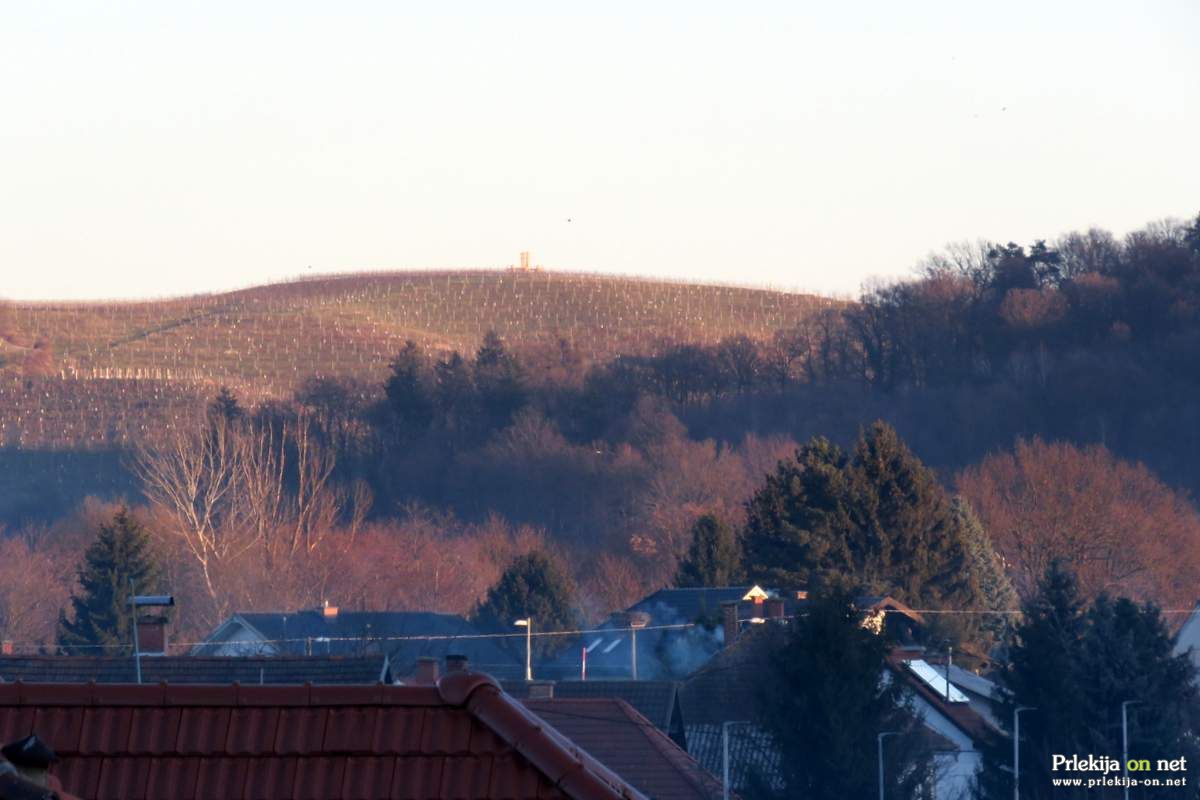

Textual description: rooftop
[0,673,648,800]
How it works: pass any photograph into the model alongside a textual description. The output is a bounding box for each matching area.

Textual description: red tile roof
[0,673,648,800]
[523,699,722,800]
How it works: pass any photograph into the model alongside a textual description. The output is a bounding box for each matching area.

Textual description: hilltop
[0,269,832,448]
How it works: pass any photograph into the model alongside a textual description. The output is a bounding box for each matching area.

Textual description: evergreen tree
[474,330,527,429]
[755,588,934,800]
[57,509,161,655]
[743,421,985,644]
[676,514,744,587]
[208,386,244,424]
[472,551,578,660]
[434,351,477,434]
[950,496,1019,648]
[976,562,1198,799]
[384,341,434,436]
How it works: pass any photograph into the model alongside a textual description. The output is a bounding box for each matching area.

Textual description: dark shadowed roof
[0,656,390,685]
[628,587,757,623]
[0,673,649,800]
[503,681,680,733]
[523,698,721,800]
[195,610,524,679]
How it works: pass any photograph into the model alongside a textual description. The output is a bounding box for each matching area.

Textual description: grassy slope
[0,269,833,448]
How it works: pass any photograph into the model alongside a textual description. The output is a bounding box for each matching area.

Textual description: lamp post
[722,720,750,800]
[514,618,532,680]
[1013,706,1036,800]
[1122,701,1141,800]
[878,731,899,800]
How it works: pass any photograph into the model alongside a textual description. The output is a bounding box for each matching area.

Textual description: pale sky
[2,2,1197,301]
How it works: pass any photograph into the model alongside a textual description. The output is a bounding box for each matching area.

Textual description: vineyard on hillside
[0,270,833,449]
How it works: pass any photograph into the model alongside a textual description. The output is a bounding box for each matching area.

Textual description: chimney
[445,654,469,673]
[415,657,439,684]
[764,598,785,621]
[794,590,808,601]
[526,680,555,699]
[136,614,169,656]
[1,641,12,655]
[721,601,739,647]
[322,600,339,620]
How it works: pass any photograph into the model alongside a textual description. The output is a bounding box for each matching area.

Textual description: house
[1172,600,1200,677]
[0,666,649,799]
[677,617,992,799]
[541,586,793,681]
[541,586,926,682]
[503,680,685,745]
[193,604,523,680]
[523,696,723,800]
[0,655,392,686]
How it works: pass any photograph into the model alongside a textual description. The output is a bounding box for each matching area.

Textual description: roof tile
[126,708,182,756]
[296,756,347,800]
[324,707,379,754]
[174,708,230,755]
[390,755,445,799]
[339,756,396,800]
[95,756,148,800]
[226,707,280,756]
[77,709,131,756]
[440,755,494,798]
[420,708,474,755]
[372,708,427,754]
[144,756,200,800]
[192,757,248,799]
[274,707,327,755]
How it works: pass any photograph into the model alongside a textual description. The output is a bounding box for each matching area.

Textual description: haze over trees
[2,212,1200,647]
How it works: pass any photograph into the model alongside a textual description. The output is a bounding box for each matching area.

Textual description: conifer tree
[384,340,434,435]
[474,330,527,429]
[976,561,1199,799]
[57,509,161,655]
[742,421,985,643]
[755,588,934,800]
[950,497,1019,647]
[676,514,744,587]
[472,552,578,660]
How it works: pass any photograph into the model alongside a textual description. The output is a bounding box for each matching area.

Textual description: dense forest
[3,212,1200,648]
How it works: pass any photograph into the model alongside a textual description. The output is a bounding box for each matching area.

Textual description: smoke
[638,600,724,679]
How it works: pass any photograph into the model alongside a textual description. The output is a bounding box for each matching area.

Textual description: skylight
[905,660,969,703]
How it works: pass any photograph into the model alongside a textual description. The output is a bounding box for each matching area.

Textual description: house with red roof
[0,666,651,800]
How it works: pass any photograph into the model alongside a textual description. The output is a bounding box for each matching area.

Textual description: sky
[2,2,1198,301]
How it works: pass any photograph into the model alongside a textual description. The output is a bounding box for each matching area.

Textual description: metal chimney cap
[130,595,175,607]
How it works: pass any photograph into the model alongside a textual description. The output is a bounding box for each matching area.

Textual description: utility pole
[1014,706,1036,800]
[722,720,750,800]
[1122,701,1141,800]
[129,579,141,685]
[878,731,899,800]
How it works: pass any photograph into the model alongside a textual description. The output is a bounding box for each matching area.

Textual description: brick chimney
[1,641,12,655]
[415,657,439,684]
[136,614,169,656]
[445,654,469,673]
[764,598,785,621]
[721,601,739,647]
[322,600,339,620]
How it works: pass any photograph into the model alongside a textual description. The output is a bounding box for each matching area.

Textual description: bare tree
[130,415,244,604]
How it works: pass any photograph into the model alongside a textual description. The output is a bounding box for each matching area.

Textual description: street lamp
[722,720,750,800]
[878,731,899,800]
[513,618,532,680]
[1013,706,1037,800]
[1122,701,1141,800]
